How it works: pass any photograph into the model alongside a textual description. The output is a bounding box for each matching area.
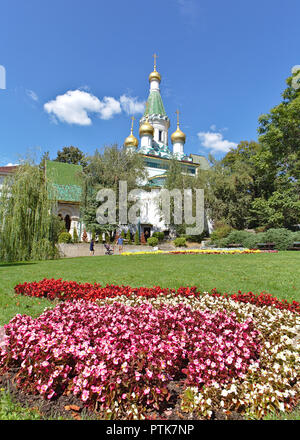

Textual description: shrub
[174,237,187,247]
[140,233,146,244]
[152,231,165,242]
[134,230,140,245]
[210,225,233,243]
[292,231,300,242]
[147,237,159,247]
[263,228,294,250]
[126,230,132,244]
[58,232,72,243]
[72,227,79,243]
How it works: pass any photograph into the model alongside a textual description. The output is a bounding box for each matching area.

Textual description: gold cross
[175,109,180,126]
[153,53,158,70]
[131,116,135,132]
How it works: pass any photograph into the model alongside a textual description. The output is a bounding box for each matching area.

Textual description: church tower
[171,109,186,158]
[139,54,170,154]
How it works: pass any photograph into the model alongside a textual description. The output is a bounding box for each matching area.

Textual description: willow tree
[0,163,61,262]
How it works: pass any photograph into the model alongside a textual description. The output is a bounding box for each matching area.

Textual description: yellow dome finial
[139,102,154,137]
[149,52,161,83]
[124,116,139,148]
[171,109,186,144]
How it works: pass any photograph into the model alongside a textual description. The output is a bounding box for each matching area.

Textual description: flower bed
[0,301,261,418]
[121,249,278,256]
[1,280,299,420]
[14,279,300,314]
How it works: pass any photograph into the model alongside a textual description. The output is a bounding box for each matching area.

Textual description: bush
[72,227,79,243]
[134,230,140,245]
[174,237,187,247]
[292,231,300,242]
[152,231,165,242]
[126,230,132,244]
[264,228,294,250]
[210,225,232,243]
[58,232,72,243]
[147,237,159,247]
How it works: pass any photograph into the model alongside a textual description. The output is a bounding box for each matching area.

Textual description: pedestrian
[117,235,124,254]
[90,238,95,256]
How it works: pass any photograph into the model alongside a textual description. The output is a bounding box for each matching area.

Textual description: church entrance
[142,225,151,241]
[64,215,71,232]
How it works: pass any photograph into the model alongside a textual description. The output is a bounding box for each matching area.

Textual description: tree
[81,144,147,236]
[258,69,300,181]
[0,163,60,261]
[55,146,87,167]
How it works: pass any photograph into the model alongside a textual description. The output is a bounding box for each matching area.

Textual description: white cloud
[44,90,145,125]
[44,90,105,126]
[120,95,145,115]
[198,130,237,154]
[26,89,39,102]
[98,96,122,120]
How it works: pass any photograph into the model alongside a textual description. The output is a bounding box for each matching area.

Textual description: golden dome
[149,69,161,83]
[171,110,186,144]
[139,117,154,137]
[124,116,139,148]
[171,126,186,144]
[149,52,161,83]
[124,133,138,148]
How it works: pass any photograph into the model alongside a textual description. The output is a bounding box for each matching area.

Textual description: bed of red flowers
[14,278,300,314]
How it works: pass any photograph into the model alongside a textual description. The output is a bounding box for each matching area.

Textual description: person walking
[117,236,124,254]
[90,238,95,256]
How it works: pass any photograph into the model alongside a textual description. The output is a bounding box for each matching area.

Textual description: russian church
[121,55,210,238]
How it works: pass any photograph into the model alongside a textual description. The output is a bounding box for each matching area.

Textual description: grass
[0,252,299,326]
[0,251,299,419]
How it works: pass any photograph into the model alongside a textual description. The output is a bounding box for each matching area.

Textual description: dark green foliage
[73,227,79,243]
[147,237,159,247]
[55,146,87,167]
[210,225,233,243]
[263,228,294,251]
[126,229,132,244]
[152,231,165,241]
[134,230,140,245]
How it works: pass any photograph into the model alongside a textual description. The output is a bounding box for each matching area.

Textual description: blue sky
[0,0,299,165]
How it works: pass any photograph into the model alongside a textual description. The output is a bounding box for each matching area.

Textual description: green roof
[144,90,166,116]
[46,160,83,202]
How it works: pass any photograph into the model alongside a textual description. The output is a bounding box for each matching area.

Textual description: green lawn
[0,251,299,326]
